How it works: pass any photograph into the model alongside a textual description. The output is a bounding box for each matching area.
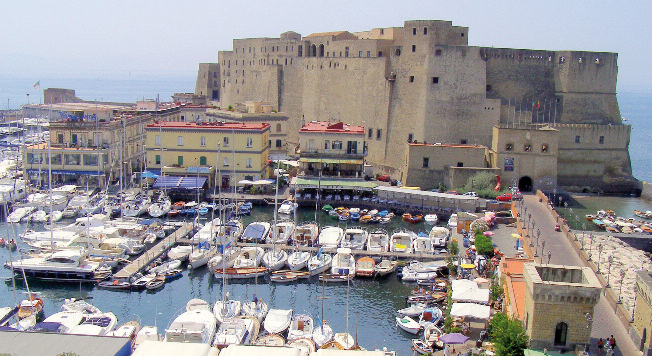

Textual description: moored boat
[355,256,375,277]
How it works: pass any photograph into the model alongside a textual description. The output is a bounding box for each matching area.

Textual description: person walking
[609,335,616,352]
[597,338,604,355]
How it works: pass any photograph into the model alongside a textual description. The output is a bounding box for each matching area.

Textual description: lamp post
[597,244,604,273]
[580,222,585,249]
[588,233,594,260]
[547,251,552,264]
[540,240,546,262]
[617,269,626,304]
[553,188,557,206]
[632,283,638,322]
[585,312,593,352]
[605,255,614,293]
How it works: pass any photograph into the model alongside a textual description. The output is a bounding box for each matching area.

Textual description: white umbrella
[237,179,254,185]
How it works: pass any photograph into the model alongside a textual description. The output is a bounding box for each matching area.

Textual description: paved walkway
[520,193,638,356]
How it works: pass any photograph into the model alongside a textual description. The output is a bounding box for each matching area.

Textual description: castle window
[345,47,349,57]
[412,45,416,52]
[395,48,401,56]
[559,56,565,64]
[285,58,288,65]
[367,51,370,57]
[461,32,465,37]
[486,85,492,91]
[408,133,413,142]
[298,45,303,57]
[599,136,604,144]
[432,77,439,84]
[376,129,382,140]
[457,162,463,167]
[359,51,363,57]
[541,144,548,153]
[409,76,415,83]
[368,128,373,138]
[380,29,384,34]
[423,157,429,168]
[248,47,251,53]
[435,49,442,56]
[412,28,417,35]
[505,143,514,151]
[378,51,383,57]
[271,46,274,52]
[524,144,531,152]
[460,139,467,145]
[423,27,428,35]
[575,135,581,143]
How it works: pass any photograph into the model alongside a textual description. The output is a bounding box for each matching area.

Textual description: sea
[0,74,651,354]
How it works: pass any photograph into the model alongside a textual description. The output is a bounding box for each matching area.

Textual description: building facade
[632,270,652,354]
[145,121,270,190]
[196,19,638,194]
[298,121,366,178]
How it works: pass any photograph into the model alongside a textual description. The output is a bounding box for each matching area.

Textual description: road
[520,193,638,356]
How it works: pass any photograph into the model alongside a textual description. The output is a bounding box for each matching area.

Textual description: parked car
[377,174,391,182]
[463,191,478,197]
[445,190,459,195]
[496,193,512,201]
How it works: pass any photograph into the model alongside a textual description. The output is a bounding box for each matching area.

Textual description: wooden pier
[113,223,194,280]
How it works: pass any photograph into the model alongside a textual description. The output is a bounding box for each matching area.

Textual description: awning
[450,303,491,320]
[252,179,273,185]
[293,178,378,191]
[298,158,364,165]
[153,176,207,189]
[141,171,159,179]
[237,179,254,185]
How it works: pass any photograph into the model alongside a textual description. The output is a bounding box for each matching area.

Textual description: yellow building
[145,121,270,190]
[632,270,652,354]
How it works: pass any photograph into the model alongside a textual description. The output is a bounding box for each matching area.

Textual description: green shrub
[474,232,494,256]
[489,313,528,355]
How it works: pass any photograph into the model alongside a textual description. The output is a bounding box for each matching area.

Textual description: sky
[2,0,651,93]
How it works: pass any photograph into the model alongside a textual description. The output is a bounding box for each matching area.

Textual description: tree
[489,313,528,356]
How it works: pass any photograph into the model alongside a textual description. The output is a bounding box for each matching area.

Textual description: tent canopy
[153,176,207,189]
[450,303,491,320]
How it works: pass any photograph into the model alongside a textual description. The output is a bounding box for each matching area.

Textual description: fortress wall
[482,47,557,101]
[195,63,220,104]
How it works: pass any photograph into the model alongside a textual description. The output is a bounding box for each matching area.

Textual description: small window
[422,157,429,168]
[395,48,401,56]
[223,137,229,147]
[378,51,383,57]
[409,76,415,83]
[559,56,566,64]
[432,77,439,84]
[276,139,282,148]
[155,155,161,165]
[276,123,282,132]
[412,45,416,52]
[461,33,465,37]
[505,143,514,151]
[524,144,532,152]
[200,156,207,165]
[368,128,373,138]
[376,129,382,140]
[412,28,417,35]
[486,85,492,91]
[177,136,184,146]
[541,144,549,153]
[155,135,161,146]
[423,27,427,35]
[359,51,363,57]
[408,134,413,142]
[367,51,370,57]
[332,141,342,150]
[246,158,252,168]
[246,138,253,147]
[599,136,604,144]
[435,49,442,56]
[223,157,229,166]
[575,135,581,143]
[324,140,330,150]
[457,162,463,167]
[460,139,467,145]
[178,156,184,166]
[200,136,206,146]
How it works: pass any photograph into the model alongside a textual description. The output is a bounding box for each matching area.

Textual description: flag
[33,81,40,90]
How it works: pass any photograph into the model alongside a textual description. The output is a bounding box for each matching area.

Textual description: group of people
[597,335,617,355]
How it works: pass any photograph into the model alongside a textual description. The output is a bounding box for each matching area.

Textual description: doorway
[519,176,533,192]
[554,322,568,346]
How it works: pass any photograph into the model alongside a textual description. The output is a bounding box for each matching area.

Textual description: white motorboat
[131,273,158,289]
[79,194,107,216]
[397,304,426,317]
[287,338,317,355]
[330,248,355,277]
[424,214,439,225]
[133,326,161,350]
[318,226,344,248]
[213,295,242,324]
[241,298,268,322]
[367,229,390,252]
[412,233,434,254]
[8,206,35,223]
[46,210,63,223]
[106,320,141,339]
[240,221,271,244]
[262,248,288,271]
[61,298,101,315]
[148,194,171,218]
[429,226,450,248]
[208,247,240,272]
[212,317,257,348]
[312,320,333,347]
[408,261,446,273]
[401,269,440,282]
[396,316,421,334]
[167,245,193,261]
[149,259,182,275]
[374,259,398,276]
[448,213,458,229]
[341,227,368,250]
[419,307,443,325]
[0,178,27,205]
[277,200,298,215]
[29,210,47,223]
[189,244,218,269]
[38,311,85,333]
[333,332,356,349]
[233,246,265,269]
[165,299,217,344]
[423,323,444,347]
[4,250,100,282]
[287,251,311,271]
[123,197,151,217]
[263,308,292,334]
[287,314,314,341]
[67,312,118,336]
[190,217,222,244]
[390,229,415,253]
[268,220,296,244]
[293,222,319,246]
[308,252,332,276]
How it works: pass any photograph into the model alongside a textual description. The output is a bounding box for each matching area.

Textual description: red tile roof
[299,121,364,134]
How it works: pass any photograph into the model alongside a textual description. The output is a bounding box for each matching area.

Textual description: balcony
[299,148,367,160]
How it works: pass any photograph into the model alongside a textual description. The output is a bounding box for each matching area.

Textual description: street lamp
[605,255,614,292]
[540,240,546,261]
[588,233,594,260]
[597,244,604,273]
[547,251,552,264]
[580,222,585,249]
[632,283,638,322]
[617,269,626,304]
[553,188,557,206]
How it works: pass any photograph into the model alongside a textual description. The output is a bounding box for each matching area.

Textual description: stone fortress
[195,19,639,194]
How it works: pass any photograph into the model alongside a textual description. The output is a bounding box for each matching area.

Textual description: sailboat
[312,280,333,347]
